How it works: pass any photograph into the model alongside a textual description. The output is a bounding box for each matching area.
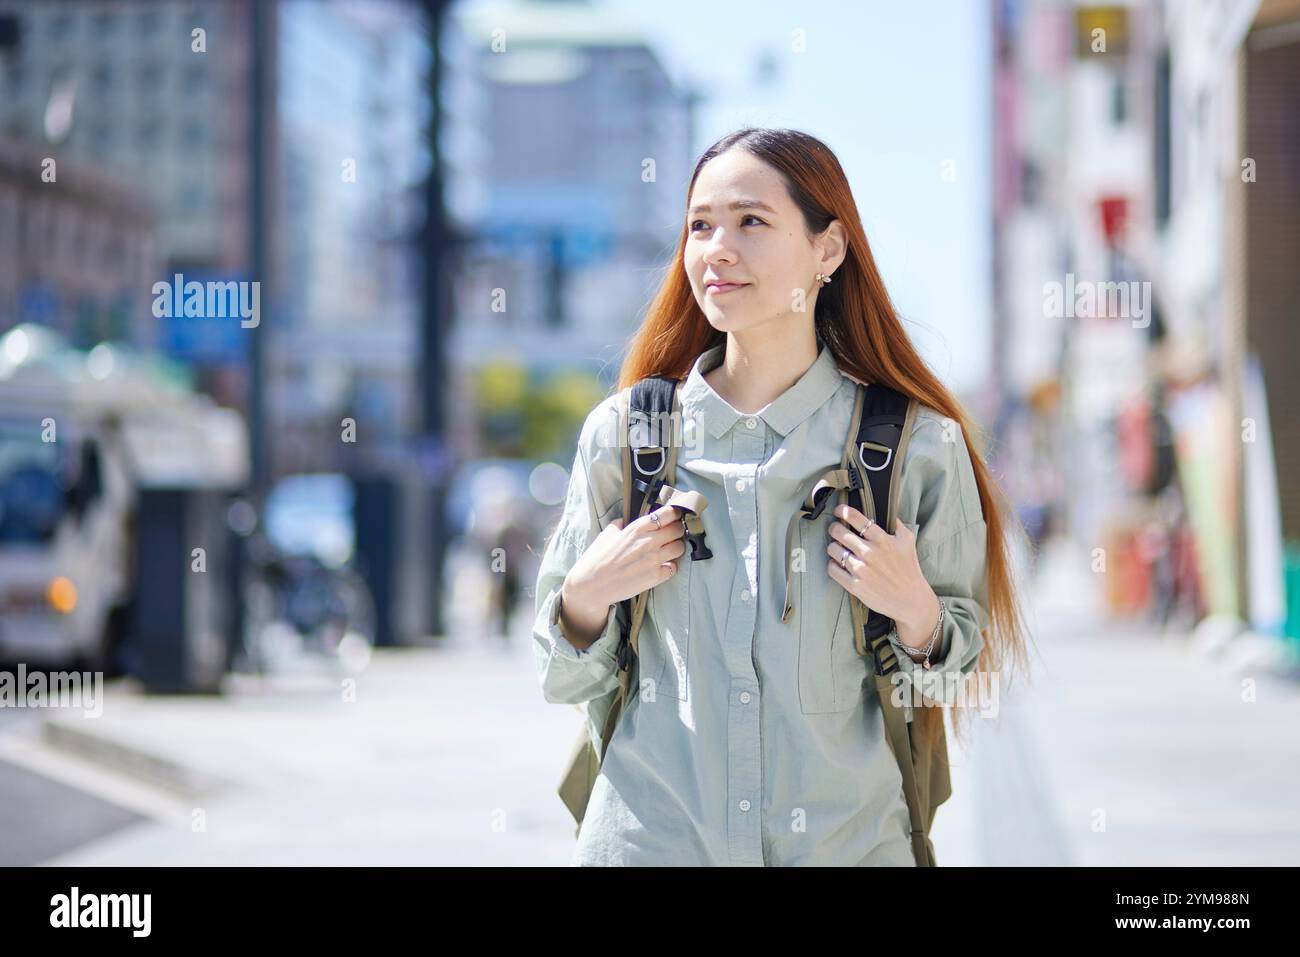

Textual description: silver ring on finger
[839,545,851,570]
[856,519,873,537]
[649,511,661,528]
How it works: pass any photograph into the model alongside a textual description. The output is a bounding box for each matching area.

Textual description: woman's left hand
[825,503,940,649]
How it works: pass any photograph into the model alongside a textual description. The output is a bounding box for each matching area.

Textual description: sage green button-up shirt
[532,337,990,866]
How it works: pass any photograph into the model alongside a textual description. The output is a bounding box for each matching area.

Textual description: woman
[532,127,1029,866]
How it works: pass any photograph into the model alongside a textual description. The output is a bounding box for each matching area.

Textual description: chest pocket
[796,508,869,713]
[642,545,693,702]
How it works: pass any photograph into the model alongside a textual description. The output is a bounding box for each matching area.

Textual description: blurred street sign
[561,229,614,267]
[158,269,253,364]
[1075,6,1129,58]
[1098,195,1130,247]
[475,224,615,267]
[19,282,58,325]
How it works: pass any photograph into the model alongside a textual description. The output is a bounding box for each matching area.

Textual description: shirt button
[739,691,751,704]
[740,589,750,601]
[745,416,757,429]
[735,479,746,491]
[739,799,751,812]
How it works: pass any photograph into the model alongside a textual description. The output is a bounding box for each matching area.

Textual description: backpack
[556,373,950,867]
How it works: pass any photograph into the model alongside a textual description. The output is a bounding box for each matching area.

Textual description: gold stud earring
[815,273,832,286]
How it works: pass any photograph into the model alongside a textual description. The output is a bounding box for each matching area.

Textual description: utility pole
[226,0,276,673]
[248,0,274,496]
[420,0,457,638]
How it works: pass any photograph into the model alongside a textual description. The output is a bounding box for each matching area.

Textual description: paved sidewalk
[22,638,588,865]
[9,537,1299,865]
[948,537,1300,866]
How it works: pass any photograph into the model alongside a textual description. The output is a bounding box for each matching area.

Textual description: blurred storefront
[992,0,1299,646]
[1243,0,1300,641]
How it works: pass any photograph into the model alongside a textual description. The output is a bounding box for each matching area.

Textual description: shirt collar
[680,335,844,439]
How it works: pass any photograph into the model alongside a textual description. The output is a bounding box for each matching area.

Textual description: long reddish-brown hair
[615,127,1031,747]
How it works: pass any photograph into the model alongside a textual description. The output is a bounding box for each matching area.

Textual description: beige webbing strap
[843,386,934,867]
[595,388,637,765]
[888,397,921,533]
[847,586,929,865]
[599,666,630,761]
[780,383,867,624]
[655,484,706,516]
[655,484,707,537]
[619,387,633,546]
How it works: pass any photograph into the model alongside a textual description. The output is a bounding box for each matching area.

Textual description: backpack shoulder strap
[843,380,919,667]
[616,375,680,666]
[594,374,712,765]
[778,380,918,625]
[840,382,938,867]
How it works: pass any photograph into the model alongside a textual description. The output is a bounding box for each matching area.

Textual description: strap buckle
[684,530,713,561]
[846,462,864,491]
[871,637,896,677]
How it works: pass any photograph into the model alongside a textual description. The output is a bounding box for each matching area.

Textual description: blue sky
[609,0,992,393]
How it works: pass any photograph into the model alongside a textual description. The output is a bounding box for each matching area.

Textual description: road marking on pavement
[0,727,203,830]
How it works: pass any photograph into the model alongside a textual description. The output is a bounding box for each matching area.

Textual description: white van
[0,324,248,672]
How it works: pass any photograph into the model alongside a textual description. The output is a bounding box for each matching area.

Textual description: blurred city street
[0,0,1298,871]
[1,536,1295,866]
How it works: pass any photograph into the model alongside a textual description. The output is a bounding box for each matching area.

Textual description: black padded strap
[616,375,681,670]
[847,384,911,674]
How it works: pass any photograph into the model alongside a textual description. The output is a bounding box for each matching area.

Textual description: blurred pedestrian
[489,500,532,642]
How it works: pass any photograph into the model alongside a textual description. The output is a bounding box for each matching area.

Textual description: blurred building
[0,0,440,479]
[447,0,695,456]
[0,1,253,273]
[269,0,435,476]
[0,0,695,468]
[992,0,1300,639]
[990,0,1074,550]
[0,132,160,345]
[1241,0,1300,576]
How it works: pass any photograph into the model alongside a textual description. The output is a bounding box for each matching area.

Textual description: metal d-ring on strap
[859,440,893,472]
[631,446,665,477]
[631,406,679,478]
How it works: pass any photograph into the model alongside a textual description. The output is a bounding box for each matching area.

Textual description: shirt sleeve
[887,410,990,698]
[531,396,626,705]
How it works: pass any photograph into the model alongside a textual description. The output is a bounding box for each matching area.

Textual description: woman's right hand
[560,503,688,642]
